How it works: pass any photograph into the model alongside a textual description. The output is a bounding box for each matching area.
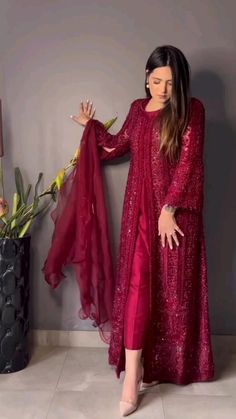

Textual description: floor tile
[162,394,236,419]
[0,390,53,419]
[57,347,115,391]
[0,346,68,390]
[48,382,164,419]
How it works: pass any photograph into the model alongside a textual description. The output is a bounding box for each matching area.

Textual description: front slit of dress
[123,178,151,349]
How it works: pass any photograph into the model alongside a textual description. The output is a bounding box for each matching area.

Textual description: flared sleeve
[162,97,205,212]
[88,99,136,160]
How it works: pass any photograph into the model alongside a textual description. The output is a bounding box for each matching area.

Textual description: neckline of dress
[141,98,164,115]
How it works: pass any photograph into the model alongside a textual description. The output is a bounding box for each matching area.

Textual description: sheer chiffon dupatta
[42,119,114,344]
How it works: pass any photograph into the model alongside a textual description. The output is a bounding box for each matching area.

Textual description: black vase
[0,235,31,373]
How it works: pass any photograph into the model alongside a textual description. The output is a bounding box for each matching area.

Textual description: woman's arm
[87,100,136,161]
[161,97,205,212]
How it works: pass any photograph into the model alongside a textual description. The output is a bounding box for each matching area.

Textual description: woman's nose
[161,83,167,93]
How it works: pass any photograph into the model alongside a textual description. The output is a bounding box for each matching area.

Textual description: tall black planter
[0,235,31,373]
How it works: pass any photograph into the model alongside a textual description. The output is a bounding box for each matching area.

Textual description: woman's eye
[153,81,172,86]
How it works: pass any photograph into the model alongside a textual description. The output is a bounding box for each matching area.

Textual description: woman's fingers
[81,100,95,117]
[174,224,184,237]
[85,99,93,114]
[81,100,88,114]
[71,99,96,126]
[80,100,89,114]
[161,233,165,248]
[85,100,90,113]
[167,233,173,250]
[71,115,79,123]
[172,231,179,247]
[158,198,186,251]
[88,101,93,114]
[162,232,176,250]
[91,107,96,118]
[160,226,183,249]
[85,99,89,112]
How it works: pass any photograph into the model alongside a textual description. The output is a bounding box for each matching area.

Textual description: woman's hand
[70,99,96,127]
[158,208,184,249]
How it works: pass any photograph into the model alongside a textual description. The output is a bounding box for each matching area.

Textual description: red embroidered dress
[91,97,215,384]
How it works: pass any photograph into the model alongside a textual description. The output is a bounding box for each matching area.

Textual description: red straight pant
[124,181,151,349]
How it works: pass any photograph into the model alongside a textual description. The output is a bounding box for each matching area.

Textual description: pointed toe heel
[119,400,138,416]
[119,363,143,416]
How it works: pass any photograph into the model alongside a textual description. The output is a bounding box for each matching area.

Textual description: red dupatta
[42,118,114,344]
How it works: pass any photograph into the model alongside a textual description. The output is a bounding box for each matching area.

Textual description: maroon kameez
[93,97,215,384]
[43,96,215,385]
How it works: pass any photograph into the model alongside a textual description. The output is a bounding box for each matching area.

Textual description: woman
[62,45,215,416]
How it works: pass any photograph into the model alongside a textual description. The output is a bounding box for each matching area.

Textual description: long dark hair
[145,45,191,163]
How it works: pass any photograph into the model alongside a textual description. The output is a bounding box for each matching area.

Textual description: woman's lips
[158,95,167,98]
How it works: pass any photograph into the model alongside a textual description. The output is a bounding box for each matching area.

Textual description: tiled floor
[0,336,236,418]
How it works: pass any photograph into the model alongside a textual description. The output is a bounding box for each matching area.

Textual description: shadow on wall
[192,51,236,335]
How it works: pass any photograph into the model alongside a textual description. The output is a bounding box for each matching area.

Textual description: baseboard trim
[29,330,236,349]
[29,329,108,348]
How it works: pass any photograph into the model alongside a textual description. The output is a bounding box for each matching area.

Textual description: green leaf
[15,167,26,206]
[34,173,43,202]
[25,184,32,204]
[18,218,32,238]
[103,117,117,130]
[11,193,19,229]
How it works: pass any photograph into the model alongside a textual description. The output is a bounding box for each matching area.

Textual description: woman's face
[147,66,173,104]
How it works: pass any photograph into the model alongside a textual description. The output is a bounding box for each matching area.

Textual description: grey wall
[0,0,235,333]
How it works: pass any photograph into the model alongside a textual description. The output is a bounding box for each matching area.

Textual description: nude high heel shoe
[139,379,159,391]
[119,364,143,416]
